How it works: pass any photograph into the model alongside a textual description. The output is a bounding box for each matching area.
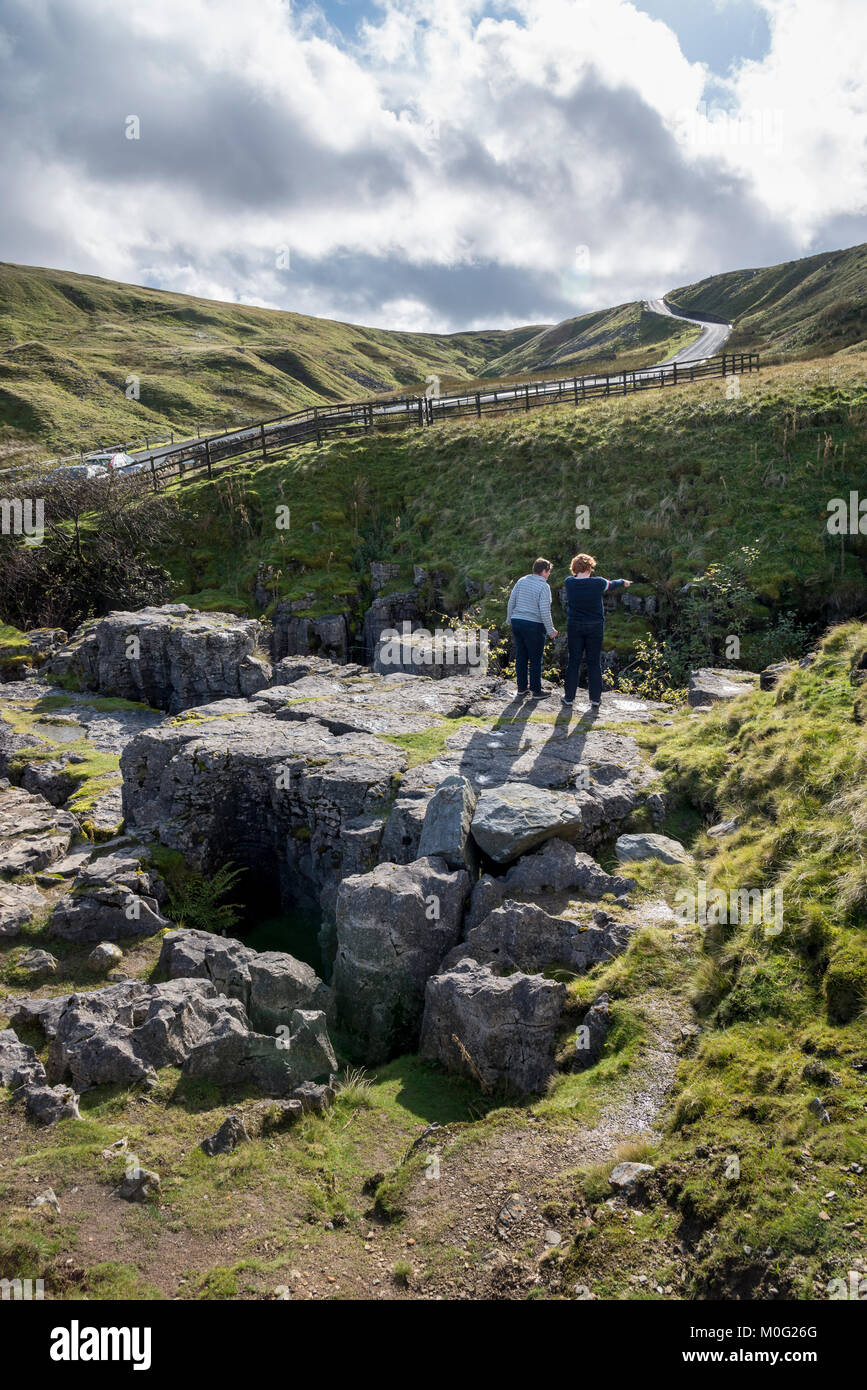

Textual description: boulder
[87,942,124,973]
[417,775,478,872]
[609,1162,654,1189]
[290,1080,335,1113]
[16,949,58,980]
[50,884,172,942]
[23,1084,81,1126]
[182,1008,335,1096]
[760,662,794,691]
[157,928,331,1032]
[419,957,566,1096]
[0,783,77,874]
[201,1114,248,1156]
[466,839,634,931]
[0,882,47,937]
[615,833,693,867]
[114,1167,161,1202]
[574,993,611,1067]
[454,902,633,975]
[48,605,269,713]
[47,979,248,1091]
[333,857,470,1063]
[707,817,740,839]
[0,1028,47,1089]
[470,783,585,864]
[688,669,758,707]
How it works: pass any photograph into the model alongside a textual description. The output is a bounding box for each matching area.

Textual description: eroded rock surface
[420,957,566,1096]
[158,928,332,1031]
[47,605,270,713]
[333,857,470,1063]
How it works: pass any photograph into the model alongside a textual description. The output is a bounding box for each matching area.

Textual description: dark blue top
[563,574,626,621]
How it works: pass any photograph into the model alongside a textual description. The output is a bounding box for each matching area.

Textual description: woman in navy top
[562,553,631,709]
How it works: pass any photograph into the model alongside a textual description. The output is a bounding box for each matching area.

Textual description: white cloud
[0,0,864,329]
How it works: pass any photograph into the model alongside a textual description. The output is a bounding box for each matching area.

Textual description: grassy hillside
[0,266,704,472]
[480,301,702,378]
[155,349,867,671]
[574,619,867,1297]
[0,262,543,468]
[670,241,867,361]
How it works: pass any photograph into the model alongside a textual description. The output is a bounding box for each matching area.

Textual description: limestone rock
[0,881,47,937]
[201,1113,249,1156]
[333,857,470,1063]
[24,1084,82,1125]
[574,994,611,1068]
[0,1028,48,1089]
[417,775,478,872]
[466,839,634,931]
[50,883,172,942]
[379,793,430,865]
[17,948,58,979]
[49,605,268,713]
[0,783,77,874]
[470,782,585,863]
[609,1162,654,1189]
[47,979,248,1091]
[182,1008,335,1096]
[157,928,331,1032]
[419,957,565,1096]
[688,669,758,707]
[87,942,124,973]
[114,1167,161,1201]
[615,833,693,866]
[454,901,633,975]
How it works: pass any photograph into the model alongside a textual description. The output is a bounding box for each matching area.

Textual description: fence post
[605,376,610,396]
[151,459,157,493]
[573,377,578,404]
[205,439,212,478]
[672,362,677,387]
[475,392,481,418]
[418,398,423,427]
[721,353,726,377]
[260,423,267,463]
[525,385,530,411]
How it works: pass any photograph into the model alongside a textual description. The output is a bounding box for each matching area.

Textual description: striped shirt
[507,573,555,635]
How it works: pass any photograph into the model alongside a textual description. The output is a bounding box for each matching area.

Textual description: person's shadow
[453,688,598,793]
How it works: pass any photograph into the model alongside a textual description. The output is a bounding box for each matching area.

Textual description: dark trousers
[511,618,546,694]
[565,619,605,703]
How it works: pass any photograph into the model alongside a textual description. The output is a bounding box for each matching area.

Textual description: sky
[0,0,866,332]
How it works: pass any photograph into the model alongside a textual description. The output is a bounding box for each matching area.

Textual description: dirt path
[383,985,691,1298]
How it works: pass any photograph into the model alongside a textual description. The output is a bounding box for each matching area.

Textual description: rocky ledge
[2,604,680,1106]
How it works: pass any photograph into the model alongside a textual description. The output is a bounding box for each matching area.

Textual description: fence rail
[89,350,759,492]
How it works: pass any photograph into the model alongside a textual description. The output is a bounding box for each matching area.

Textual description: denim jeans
[565,619,605,703]
[511,618,546,695]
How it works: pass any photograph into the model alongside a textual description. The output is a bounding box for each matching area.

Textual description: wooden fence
[144,350,760,491]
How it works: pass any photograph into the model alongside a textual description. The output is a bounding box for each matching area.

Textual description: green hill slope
[669,241,867,361]
[146,348,867,674]
[481,301,702,378]
[0,262,544,466]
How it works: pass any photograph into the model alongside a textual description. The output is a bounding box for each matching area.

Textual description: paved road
[645,295,732,363]
[111,299,734,469]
